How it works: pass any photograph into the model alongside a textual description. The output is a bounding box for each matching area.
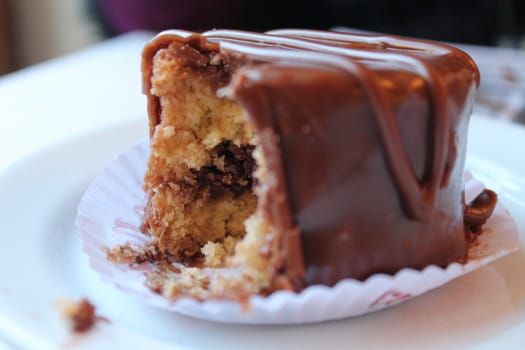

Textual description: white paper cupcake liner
[76,140,519,324]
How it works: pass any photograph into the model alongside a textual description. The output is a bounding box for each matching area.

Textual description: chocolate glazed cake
[114,29,498,300]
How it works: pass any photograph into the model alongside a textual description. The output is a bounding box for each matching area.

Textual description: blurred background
[1,0,525,75]
[0,0,101,75]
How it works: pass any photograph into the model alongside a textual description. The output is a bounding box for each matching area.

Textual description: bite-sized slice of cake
[115,29,497,300]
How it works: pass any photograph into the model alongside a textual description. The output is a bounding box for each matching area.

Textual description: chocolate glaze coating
[142,29,493,289]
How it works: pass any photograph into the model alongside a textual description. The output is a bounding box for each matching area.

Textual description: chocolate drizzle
[208,29,463,221]
[142,29,486,288]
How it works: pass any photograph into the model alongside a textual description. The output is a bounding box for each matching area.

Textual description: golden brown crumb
[105,242,169,264]
[201,236,238,267]
[143,47,257,259]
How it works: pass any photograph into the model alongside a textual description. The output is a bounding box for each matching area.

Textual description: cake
[110,29,497,301]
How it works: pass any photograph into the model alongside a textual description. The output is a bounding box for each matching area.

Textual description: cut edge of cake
[108,35,296,300]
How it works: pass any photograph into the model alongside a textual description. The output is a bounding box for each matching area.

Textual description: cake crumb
[56,298,108,333]
[105,241,169,264]
[201,236,237,267]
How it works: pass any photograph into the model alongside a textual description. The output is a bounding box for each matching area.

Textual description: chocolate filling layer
[191,141,256,199]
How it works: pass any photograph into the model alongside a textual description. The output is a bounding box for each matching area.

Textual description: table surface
[0,31,153,172]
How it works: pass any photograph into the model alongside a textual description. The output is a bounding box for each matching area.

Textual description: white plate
[76,137,518,325]
[0,115,524,349]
